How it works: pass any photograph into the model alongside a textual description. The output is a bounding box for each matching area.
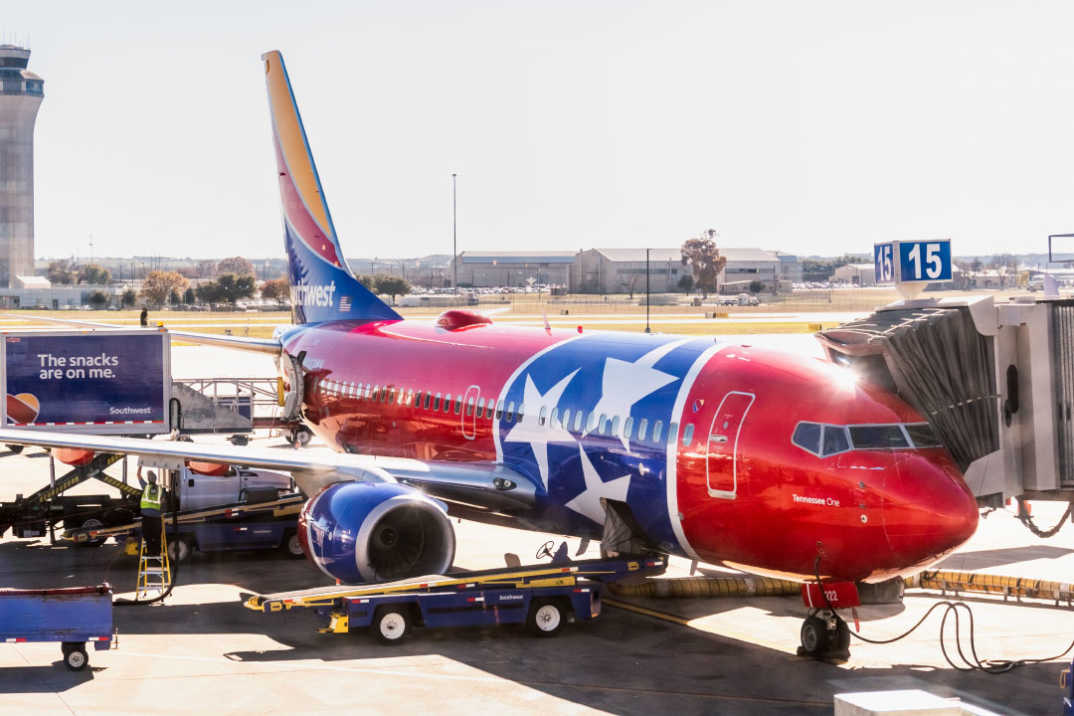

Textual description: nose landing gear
[798,610,851,661]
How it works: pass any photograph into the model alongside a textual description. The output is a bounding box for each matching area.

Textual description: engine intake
[299,482,455,583]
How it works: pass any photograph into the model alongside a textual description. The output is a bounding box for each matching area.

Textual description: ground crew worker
[137,466,164,555]
[139,307,148,327]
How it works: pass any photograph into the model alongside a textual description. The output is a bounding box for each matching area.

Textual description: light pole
[645,248,651,333]
[451,172,458,294]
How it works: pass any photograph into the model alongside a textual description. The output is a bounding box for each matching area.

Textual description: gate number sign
[874,239,951,284]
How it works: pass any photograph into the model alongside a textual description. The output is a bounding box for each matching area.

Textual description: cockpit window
[849,425,908,449]
[905,423,942,448]
[822,425,850,456]
[792,422,821,455]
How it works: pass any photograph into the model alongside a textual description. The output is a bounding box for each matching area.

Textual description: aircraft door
[278,353,304,421]
[461,384,479,440]
[706,391,754,499]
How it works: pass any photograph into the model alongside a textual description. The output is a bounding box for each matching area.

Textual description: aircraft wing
[4,313,283,355]
[0,428,534,511]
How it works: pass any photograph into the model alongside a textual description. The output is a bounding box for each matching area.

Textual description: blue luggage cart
[0,584,115,670]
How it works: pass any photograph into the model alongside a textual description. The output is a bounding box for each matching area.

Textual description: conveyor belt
[243,556,667,612]
[63,493,305,543]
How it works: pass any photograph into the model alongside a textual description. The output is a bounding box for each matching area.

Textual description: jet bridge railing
[171,377,284,434]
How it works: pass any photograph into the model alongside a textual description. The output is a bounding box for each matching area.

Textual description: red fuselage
[283,316,978,582]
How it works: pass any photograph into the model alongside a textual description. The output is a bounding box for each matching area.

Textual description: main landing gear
[798,610,850,661]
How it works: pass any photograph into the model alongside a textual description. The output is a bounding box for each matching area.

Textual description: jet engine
[298,482,456,584]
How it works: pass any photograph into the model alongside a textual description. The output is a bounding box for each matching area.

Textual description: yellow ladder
[136,521,171,601]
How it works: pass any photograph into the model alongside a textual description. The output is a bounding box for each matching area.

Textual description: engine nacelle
[298,482,455,584]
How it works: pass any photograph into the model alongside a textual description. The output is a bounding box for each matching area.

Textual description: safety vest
[140,484,162,511]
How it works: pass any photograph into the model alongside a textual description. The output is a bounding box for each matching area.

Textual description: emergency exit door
[706,391,754,499]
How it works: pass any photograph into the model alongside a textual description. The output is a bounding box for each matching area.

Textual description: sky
[5,1,1074,260]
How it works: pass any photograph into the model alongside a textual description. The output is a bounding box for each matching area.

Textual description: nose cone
[881,452,978,571]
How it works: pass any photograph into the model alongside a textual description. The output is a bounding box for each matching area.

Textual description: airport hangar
[450,247,801,293]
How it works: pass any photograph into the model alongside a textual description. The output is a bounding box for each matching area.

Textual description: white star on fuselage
[503,369,579,489]
[565,444,631,524]
[587,339,689,450]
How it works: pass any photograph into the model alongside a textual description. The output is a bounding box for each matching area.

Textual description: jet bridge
[817,295,1074,506]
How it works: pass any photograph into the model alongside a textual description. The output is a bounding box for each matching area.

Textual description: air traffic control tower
[0,45,43,288]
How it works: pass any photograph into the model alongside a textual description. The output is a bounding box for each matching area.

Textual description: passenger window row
[792,421,941,457]
[316,376,706,449]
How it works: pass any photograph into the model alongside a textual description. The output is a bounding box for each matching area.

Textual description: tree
[141,270,189,307]
[216,256,255,277]
[196,273,256,305]
[357,274,375,290]
[78,264,111,285]
[47,260,76,285]
[183,287,196,304]
[196,281,222,304]
[195,260,217,278]
[121,288,137,307]
[87,290,109,309]
[260,277,290,303]
[680,229,727,299]
[168,290,181,306]
[374,274,412,304]
[677,274,694,293]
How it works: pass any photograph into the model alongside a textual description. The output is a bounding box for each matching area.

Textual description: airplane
[0,50,979,656]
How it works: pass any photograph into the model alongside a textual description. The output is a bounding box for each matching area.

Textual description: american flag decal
[339,295,351,312]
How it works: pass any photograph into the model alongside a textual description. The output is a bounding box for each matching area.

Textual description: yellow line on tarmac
[604,597,691,626]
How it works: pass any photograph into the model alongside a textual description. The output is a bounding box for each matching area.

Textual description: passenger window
[485,401,495,419]
[682,423,694,446]
[517,404,525,422]
[573,410,583,432]
[586,412,598,433]
[466,397,475,416]
[561,408,572,430]
[495,400,503,420]
[792,422,821,455]
[822,425,850,456]
[624,416,634,440]
[638,418,649,441]
[424,392,431,410]
[539,406,547,426]
[611,415,621,437]
[668,422,678,443]
[477,397,486,417]
[388,388,396,403]
[550,407,559,427]
[849,425,908,449]
[506,401,516,423]
[444,394,452,412]
[413,391,422,408]
[454,397,462,414]
[652,420,664,443]
[433,393,441,411]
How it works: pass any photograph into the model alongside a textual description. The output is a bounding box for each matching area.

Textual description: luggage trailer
[0,584,115,671]
[243,556,668,644]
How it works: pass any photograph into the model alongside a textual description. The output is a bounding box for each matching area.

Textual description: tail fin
[262,50,401,324]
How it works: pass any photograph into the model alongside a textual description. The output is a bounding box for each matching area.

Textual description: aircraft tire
[799,616,829,657]
[281,530,305,558]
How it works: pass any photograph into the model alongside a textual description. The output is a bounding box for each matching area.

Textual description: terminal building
[0,45,43,289]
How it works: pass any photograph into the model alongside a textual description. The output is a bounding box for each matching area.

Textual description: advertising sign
[3,331,169,434]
